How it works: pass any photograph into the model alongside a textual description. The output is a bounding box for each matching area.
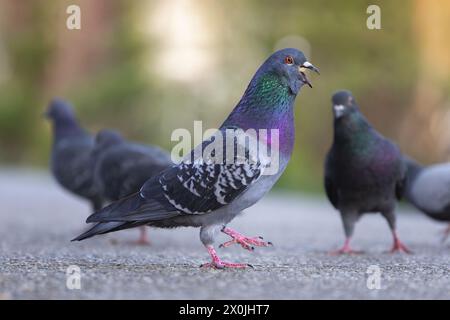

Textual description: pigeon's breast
[333,150,401,209]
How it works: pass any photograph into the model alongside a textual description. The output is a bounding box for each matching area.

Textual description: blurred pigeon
[403,156,450,241]
[45,99,103,211]
[73,48,319,268]
[92,129,172,244]
[324,90,410,254]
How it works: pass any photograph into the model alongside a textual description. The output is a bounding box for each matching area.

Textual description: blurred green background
[0,0,449,193]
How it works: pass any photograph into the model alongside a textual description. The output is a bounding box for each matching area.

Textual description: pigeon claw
[202,245,253,270]
[329,238,362,255]
[219,239,254,251]
[220,227,272,251]
[388,240,412,254]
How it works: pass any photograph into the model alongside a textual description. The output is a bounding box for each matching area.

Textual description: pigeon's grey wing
[52,140,96,198]
[86,190,178,223]
[87,130,266,223]
[143,160,263,215]
[118,159,171,198]
[86,161,263,223]
[96,146,172,200]
[134,143,172,165]
[141,128,267,215]
[324,152,339,209]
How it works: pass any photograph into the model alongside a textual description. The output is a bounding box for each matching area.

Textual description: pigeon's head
[255,48,319,95]
[44,98,77,123]
[95,129,124,149]
[331,90,359,120]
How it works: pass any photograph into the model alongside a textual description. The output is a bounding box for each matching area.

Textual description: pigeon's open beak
[299,61,319,88]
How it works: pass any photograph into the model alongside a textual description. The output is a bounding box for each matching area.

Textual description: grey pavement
[0,168,449,299]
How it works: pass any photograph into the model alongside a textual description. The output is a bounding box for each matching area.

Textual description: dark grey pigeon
[324,90,410,254]
[45,98,103,211]
[73,48,319,269]
[403,156,450,241]
[92,129,172,244]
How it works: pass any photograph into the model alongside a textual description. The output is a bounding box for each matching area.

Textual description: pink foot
[135,238,150,245]
[329,238,363,255]
[389,238,412,254]
[134,227,150,246]
[200,245,253,269]
[220,227,272,251]
[441,224,450,243]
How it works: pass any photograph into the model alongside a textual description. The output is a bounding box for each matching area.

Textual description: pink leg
[219,227,272,251]
[329,238,363,255]
[441,224,450,243]
[135,226,150,245]
[200,245,253,269]
[389,231,412,254]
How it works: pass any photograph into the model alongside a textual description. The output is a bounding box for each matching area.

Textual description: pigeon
[73,48,319,268]
[403,156,450,241]
[92,129,172,244]
[45,99,103,211]
[324,90,410,254]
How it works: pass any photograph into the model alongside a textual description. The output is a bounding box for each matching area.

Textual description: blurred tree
[0,0,448,195]
[0,0,54,163]
[399,0,450,162]
[0,0,149,165]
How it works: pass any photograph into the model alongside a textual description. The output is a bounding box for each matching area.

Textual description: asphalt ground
[0,169,449,299]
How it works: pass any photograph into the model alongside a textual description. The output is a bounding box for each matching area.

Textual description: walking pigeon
[403,156,450,241]
[73,48,319,268]
[45,99,103,211]
[324,90,410,254]
[92,129,172,244]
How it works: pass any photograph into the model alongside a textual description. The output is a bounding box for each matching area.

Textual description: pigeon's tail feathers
[86,192,179,223]
[72,221,130,241]
[86,192,148,223]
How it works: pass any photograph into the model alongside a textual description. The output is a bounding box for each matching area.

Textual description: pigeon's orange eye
[284,56,294,65]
